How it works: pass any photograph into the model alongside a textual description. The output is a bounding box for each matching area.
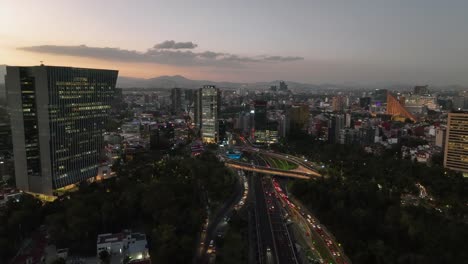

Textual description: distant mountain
[117,75,244,89]
[2,65,462,91]
[117,75,323,90]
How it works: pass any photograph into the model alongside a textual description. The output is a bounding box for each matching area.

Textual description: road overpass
[225,159,321,179]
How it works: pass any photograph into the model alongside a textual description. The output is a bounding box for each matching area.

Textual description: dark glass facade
[47,67,117,188]
[6,66,118,195]
[19,72,41,177]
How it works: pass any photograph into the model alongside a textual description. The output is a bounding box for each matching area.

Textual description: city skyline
[2,0,468,85]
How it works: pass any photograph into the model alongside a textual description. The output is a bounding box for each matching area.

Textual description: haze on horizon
[1,0,468,85]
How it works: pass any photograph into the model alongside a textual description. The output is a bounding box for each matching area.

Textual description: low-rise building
[97,230,150,263]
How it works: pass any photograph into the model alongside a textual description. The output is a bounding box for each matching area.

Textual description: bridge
[224,150,322,179]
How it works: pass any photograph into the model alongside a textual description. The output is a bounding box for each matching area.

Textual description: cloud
[263,55,304,62]
[153,40,198,49]
[198,51,225,59]
[18,43,304,67]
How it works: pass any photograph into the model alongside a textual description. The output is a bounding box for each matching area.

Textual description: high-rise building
[184,89,195,113]
[171,87,183,114]
[452,96,467,110]
[359,97,371,109]
[345,113,352,128]
[372,89,388,106]
[329,114,345,144]
[278,114,290,138]
[435,127,446,148]
[413,85,429,95]
[289,104,309,133]
[332,96,345,112]
[254,100,267,131]
[196,85,220,143]
[0,122,11,155]
[253,100,267,143]
[6,65,118,195]
[444,112,468,175]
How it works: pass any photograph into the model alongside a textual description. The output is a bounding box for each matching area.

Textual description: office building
[359,97,371,110]
[444,112,468,175]
[171,87,183,114]
[0,122,11,154]
[184,89,195,114]
[253,100,268,143]
[329,114,345,144]
[435,127,446,148]
[452,96,467,110]
[372,89,387,104]
[413,85,429,95]
[6,65,117,195]
[332,96,345,112]
[196,85,220,143]
[278,114,290,138]
[289,104,309,133]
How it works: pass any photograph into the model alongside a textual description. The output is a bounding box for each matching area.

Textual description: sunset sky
[1,0,468,84]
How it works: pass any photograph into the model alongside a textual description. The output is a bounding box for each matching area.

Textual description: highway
[272,178,351,264]
[252,174,299,264]
[215,135,349,263]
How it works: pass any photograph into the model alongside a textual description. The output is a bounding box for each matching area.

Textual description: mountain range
[116,74,327,90]
[1,64,463,91]
[0,64,324,90]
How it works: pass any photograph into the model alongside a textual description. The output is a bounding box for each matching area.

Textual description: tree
[99,250,111,264]
[51,257,66,264]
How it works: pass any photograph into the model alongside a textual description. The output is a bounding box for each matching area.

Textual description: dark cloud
[18,43,304,67]
[153,40,198,49]
[198,51,225,59]
[263,56,304,62]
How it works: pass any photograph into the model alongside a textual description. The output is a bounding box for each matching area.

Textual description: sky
[1,0,468,85]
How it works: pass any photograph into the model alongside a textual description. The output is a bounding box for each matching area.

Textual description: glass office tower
[199,85,220,143]
[6,65,118,195]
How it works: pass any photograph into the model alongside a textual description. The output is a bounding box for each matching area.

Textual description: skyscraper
[253,100,267,142]
[197,85,220,143]
[171,87,183,114]
[332,96,345,112]
[6,65,118,196]
[444,112,468,175]
[289,104,309,133]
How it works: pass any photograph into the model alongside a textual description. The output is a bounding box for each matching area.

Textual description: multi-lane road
[272,178,350,264]
[252,173,299,264]
[204,135,349,264]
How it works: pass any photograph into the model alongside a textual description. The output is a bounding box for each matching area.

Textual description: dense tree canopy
[283,136,468,264]
[1,150,235,264]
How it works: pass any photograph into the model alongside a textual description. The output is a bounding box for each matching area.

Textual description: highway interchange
[197,137,349,264]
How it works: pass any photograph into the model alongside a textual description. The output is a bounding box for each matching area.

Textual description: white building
[97,230,150,262]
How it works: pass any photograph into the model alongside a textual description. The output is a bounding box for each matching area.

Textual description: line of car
[271,178,349,264]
